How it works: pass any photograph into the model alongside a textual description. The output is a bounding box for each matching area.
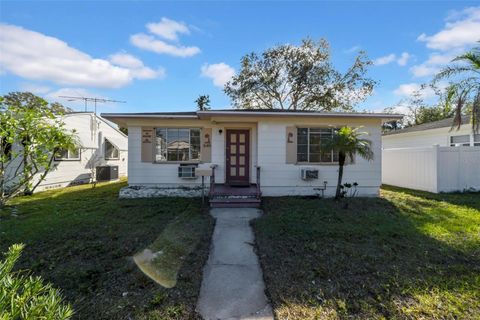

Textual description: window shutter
[286,126,297,164]
[201,128,212,163]
[141,127,154,162]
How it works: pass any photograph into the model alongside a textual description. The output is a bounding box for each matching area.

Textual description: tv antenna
[58,96,126,113]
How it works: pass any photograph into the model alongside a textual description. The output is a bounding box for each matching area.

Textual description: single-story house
[382,116,480,193]
[383,115,479,148]
[6,112,128,192]
[102,109,400,206]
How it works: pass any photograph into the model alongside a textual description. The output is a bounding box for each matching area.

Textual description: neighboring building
[7,112,128,193]
[102,109,400,205]
[382,116,480,193]
[383,116,479,148]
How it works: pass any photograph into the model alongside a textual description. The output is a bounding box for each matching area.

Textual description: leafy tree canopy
[195,94,211,111]
[1,92,78,206]
[3,92,74,115]
[434,44,480,132]
[224,39,377,111]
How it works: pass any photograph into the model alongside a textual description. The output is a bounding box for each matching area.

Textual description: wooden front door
[226,129,250,185]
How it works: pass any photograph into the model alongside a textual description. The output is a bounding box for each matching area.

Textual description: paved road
[197,208,273,320]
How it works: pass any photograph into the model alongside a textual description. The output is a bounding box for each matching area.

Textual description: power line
[58,96,126,113]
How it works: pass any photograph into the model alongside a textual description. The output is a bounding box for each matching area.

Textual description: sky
[0,1,479,114]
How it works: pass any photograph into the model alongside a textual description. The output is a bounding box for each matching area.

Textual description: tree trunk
[335,152,346,200]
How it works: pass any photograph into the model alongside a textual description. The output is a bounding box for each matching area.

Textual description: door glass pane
[230,134,236,143]
[230,167,236,176]
[239,134,245,143]
[230,145,237,153]
[230,156,236,165]
[239,156,245,165]
[239,145,245,154]
[239,167,245,176]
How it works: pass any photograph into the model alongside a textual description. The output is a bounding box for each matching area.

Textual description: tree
[322,127,374,199]
[224,39,376,111]
[416,105,453,125]
[1,93,78,207]
[434,45,480,132]
[195,95,211,111]
[3,92,74,114]
[0,244,74,319]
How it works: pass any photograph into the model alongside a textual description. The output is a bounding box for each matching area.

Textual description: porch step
[209,197,261,208]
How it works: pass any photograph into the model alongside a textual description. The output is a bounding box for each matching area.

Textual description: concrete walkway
[197,208,273,320]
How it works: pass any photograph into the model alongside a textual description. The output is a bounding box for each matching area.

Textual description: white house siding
[257,118,382,197]
[126,116,383,197]
[127,120,257,187]
[30,113,128,192]
[382,124,473,148]
[382,146,480,193]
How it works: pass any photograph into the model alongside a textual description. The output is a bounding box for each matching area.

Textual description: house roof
[383,115,470,136]
[101,109,403,124]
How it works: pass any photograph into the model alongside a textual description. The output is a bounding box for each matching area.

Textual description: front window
[155,128,201,162]
[297,128,339,163]
[55,148,80,161]
[450,135,470,146]
[105,139,119,160]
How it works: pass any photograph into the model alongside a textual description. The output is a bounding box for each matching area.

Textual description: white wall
[127,123,257,186]
[28,113,127,192]
[382,124,472,148]
[257,119,382,197]
[382,146,480,193]
[126,117,383,197]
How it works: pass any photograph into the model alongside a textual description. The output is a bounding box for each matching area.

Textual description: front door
[226,129,250,186]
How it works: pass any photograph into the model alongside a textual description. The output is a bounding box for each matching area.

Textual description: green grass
[253,185,480,319]
[0,180,214,320]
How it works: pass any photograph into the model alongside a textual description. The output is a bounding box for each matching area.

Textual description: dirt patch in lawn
[0,181,214,319]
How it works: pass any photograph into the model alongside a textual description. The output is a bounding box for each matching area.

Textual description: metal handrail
[209,164,217,196]
[256,166,261,199]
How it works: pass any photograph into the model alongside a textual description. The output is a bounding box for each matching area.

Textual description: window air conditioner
[301,168,319,180]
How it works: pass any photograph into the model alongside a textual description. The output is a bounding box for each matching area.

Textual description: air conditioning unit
[178,165,197,179]
[301,168,319,180]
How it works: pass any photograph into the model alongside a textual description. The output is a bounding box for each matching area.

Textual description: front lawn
[0,180,214,319]
[253,186,480,319]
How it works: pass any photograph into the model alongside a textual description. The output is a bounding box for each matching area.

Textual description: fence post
[432,144,439,193]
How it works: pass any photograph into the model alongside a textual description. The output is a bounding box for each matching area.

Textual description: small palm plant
[0,244,73,319]
[434,45,480,132]
[322,127,374,199]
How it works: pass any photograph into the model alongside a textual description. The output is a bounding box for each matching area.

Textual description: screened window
[105,139,119,160]
[155,128,201,162]
[55,148,80,161]
[450,135,470,146]
[297,128,339,163]
[474,134,480,147]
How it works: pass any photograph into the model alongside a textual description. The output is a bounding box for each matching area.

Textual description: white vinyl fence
[382,145,480,193]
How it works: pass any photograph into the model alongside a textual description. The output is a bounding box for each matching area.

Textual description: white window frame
[154,128,201,163]
[54,148,81,161]
[449,134,471,147]
[104,139,120,160]
[473,133,480,147]
[297,127,339,164]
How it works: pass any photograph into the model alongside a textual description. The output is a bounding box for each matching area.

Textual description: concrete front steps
[209,184,261,208]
